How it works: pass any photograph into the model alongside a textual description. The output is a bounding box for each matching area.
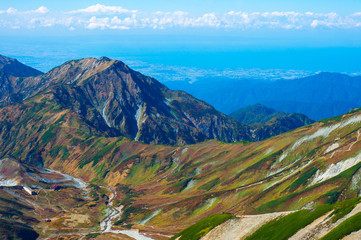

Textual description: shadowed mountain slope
[1,55,361,238]
[0,55,252,145]
[1,80,361,237]
[0,55,43,107]
[230,104,315,140]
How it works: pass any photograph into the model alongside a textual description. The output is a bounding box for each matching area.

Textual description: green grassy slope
[1,86,361,236]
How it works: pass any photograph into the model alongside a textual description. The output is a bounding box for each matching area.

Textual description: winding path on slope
[80,185,153,240]
[39,169,154,240]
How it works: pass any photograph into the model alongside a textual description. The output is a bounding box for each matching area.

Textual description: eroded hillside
[1,56,361,239]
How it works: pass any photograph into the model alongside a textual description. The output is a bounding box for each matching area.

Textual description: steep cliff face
[1,56,251,145]
[37,57,251,144]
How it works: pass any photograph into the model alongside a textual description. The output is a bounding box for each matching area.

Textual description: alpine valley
[1,54,361,240]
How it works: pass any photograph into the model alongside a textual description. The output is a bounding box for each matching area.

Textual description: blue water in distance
[1,35,361,75]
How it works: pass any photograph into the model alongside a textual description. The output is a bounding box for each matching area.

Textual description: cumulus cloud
[27,6,50,14]
[6,7,19,14]
[1,4,361,31]
[69,4,137,14]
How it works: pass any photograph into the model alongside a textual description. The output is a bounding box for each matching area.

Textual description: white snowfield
[102,99,111,127]
[324,142,340,154]
[292,114,361,151]
[139,209,162,225]
[0,177,18,187]
[311,151,361,186]
[135,103,145,141]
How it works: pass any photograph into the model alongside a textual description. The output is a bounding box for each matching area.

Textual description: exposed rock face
[46,57,251,145]
[1,56,252,145]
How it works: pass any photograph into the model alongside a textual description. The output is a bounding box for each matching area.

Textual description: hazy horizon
[1,1,361,80]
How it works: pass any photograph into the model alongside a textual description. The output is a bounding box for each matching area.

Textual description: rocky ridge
[0,55,253,145]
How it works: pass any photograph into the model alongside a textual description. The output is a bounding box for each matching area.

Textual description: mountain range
[1,54,361,240]
[0,55,316,146]
[166,72,361,120]
[230,104,315,140]
[0,55,254,145]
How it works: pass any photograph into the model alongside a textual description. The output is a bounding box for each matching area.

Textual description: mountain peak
[0,54,15,65]
[230,104,278,124]
[0,54,44,107]
[230,103,314,140]
[0,54,43,78]
[16,55,250,145]
[99,56,112,62]
[42,56,123,86]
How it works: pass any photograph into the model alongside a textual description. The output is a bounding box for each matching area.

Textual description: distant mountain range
[0,54,318,146]
[0,54,254,145]
[230,104,315,140]
[2,54,361,239]
[166,72,361,120]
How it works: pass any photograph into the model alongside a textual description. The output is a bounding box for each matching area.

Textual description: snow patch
[264,148,274,156]
[139,209,161,225]
[291,115,361,151]
[349,167,361,195]
[164,98,172,106]
[204,198,217,210]
[278,152,288,162]
[102,100,111,127]
[264,160,312,191]
[266,157,301,177]
[324,142,340,154]
[310,151,361,185]
[0,177,18,187]
[184,179,197,191]
[134,104,144,141]
[181,147,188,155]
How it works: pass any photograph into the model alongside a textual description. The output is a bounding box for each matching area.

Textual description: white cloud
[86,16,130,30]
[6,7,18,14]
[27,6,49,14]
[69,4,136,14]
[1,5,361,31]
[86,16,108,29]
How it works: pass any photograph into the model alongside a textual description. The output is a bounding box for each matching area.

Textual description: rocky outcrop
[45,57,251,145]
[0,56,252,145]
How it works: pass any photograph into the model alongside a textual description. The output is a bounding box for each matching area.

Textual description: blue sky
[1,1,361,74]
[2,0,361,14]
[1,0,361,34]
